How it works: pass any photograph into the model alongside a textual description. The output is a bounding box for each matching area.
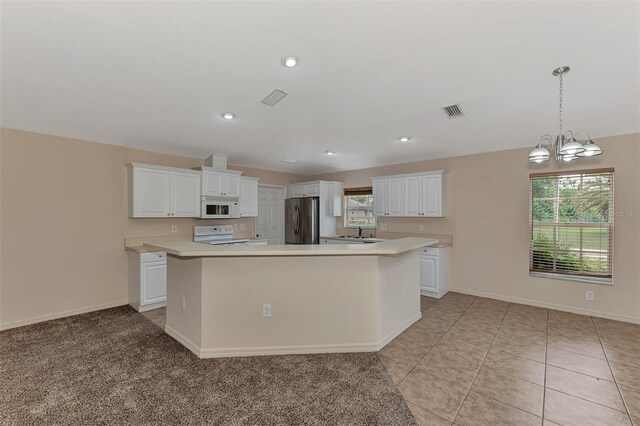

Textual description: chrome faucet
[358,227,363,237]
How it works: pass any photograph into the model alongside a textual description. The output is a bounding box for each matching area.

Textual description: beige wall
[0,129,303,329]
[311,134,640,323]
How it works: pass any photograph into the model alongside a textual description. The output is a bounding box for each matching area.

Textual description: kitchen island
[142,237,438,358]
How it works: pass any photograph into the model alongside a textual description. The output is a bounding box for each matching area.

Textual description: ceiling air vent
[261,89,288,106]
[442,104,464,119]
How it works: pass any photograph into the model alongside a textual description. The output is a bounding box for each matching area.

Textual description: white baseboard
[0,299,129,331]
[451,288,640,325]
[164,324,202,357]
[376,311,422,350]
[164,311,422,359]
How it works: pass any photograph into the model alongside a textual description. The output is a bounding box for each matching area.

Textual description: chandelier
[528,66,603,163]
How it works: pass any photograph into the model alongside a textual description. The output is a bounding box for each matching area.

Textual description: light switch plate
[380,223,387,230]
[171,224,178,233]
[418,224,425,232]
[240,223,246,230]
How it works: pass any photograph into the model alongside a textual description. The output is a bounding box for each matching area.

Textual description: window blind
[529,168,614,281]
[344,187,373,196]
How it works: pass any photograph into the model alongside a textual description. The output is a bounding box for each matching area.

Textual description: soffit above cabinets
[1,2,638,175]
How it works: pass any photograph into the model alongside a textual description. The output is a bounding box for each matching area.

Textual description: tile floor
[140,294,640,426]
[141,306,166,328]
[379,292,640,426]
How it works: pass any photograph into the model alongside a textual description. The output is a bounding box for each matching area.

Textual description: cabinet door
[202,171,223,196]
[329,182,343,216]
[422,175,442,216]
[133,168,172,217]
[404,176,422,217]
[140,261,167,306]
[386,178,404,216]
[240,179,259,217]
[223,174,241,197]
[372,180,387,216]
[291,185,305,197]
[171,172,200,217]
[420,255,439,293]
[304,184,320,197]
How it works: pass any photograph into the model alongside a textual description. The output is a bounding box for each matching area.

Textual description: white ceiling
[1,1,638,175]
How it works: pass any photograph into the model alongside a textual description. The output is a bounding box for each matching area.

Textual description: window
[529,168,614,283]
[344,187,377,228]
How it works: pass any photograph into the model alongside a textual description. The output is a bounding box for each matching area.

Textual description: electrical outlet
[380,223,387,230]
[418,224,425,232]
[171,224,178,233]
[240,223,246,230]
[233,223,238,230]
[180,296,186,310]
[585,291,595,301]
[262,304,272,318]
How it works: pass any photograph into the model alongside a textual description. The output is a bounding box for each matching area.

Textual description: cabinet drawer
[140,252,166,263]
[421,247,439,256]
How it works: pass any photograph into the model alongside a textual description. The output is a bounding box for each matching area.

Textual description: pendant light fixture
[528,66,603,163]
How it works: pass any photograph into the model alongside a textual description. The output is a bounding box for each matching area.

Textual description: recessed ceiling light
[325,150,336,156]
[398,136,411,143]
[282,56,299,68]
[282,158,299,163]
[221,112,235,120]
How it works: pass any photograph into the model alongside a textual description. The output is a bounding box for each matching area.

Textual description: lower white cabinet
[128,251,167,312]
[420,247,450,299]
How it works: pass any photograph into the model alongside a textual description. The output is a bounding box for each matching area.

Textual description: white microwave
[201,197,240,219]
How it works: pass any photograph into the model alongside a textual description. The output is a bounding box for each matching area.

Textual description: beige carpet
[0,306,415,425]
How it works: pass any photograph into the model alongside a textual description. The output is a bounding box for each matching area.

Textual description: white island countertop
[142,237,438,257]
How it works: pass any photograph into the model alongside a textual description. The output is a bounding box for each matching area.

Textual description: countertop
[124,235,269,253]
[141,237,439,257]
[321,233,453,248]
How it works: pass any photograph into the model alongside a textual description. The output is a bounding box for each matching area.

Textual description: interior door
[256,186,284,245]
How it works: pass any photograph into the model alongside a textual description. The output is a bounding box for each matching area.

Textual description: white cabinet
[290,183,320,198]
[171,171,201,217]
[420,247,449,299]
[372,177,404,216]
[129,163,200,218]
[239,177,260,217]
[328,182,343,217]
[128,251,167,312]
[202,170,241,197]
[372,171,444,217]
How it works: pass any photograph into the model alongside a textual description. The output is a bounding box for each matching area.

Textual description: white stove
[193,225,249,246]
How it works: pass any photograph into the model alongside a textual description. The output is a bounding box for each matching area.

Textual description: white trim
[0,299,129,331]
[451,287,640,325]
[529,272,613,286]
[164,324,202,357]
[127,162,201,175]
[165,312,422,359]
[376,311,422,350]
[198,342,378,358]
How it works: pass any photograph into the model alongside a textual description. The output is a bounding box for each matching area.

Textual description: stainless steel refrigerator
[285,197,319,244]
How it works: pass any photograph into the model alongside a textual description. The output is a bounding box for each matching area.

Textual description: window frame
[528,168,614,285]
[343,188,377,229]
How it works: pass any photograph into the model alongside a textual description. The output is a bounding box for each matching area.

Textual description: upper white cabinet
[128,163,200,218]
[372,171,444,217]
[202,170,241,197]
[372,177,404,216]
[290,183,320,198]
[239,176,260,217]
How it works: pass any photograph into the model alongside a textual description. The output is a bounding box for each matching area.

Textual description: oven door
[201,202,232,218]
